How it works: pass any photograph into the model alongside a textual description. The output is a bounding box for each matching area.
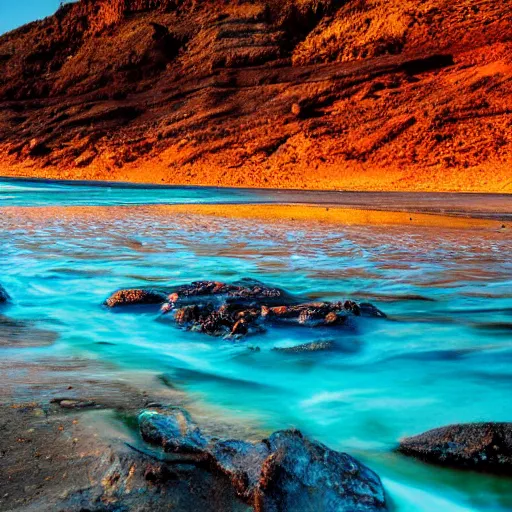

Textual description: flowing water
[1,179,512,511]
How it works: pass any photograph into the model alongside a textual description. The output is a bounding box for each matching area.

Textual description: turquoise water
[1,180,512,511]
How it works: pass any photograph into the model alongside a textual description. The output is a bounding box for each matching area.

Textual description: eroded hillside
[0,0,511,191]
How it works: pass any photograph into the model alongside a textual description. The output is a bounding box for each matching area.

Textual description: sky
[0,1,61,35]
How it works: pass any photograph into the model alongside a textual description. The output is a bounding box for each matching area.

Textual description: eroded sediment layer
[0,0,511,192]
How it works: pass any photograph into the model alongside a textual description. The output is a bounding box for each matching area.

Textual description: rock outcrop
[139,406,388,511]
[398,423,512,473]
[106,279,386,338]
[139,406,210,455]
[0,0,511,193]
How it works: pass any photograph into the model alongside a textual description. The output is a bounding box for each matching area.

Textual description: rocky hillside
[0,0,511,191]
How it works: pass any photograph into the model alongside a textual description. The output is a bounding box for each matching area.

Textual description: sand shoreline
[0,203,508,229]
[152,203,509,229]
[1,165,512,195]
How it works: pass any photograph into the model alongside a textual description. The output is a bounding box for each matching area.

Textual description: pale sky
[0,1,61,35]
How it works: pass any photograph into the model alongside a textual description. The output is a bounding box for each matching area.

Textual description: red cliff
[0,0,511,191]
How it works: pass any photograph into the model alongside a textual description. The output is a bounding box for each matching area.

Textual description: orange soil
[1,0,511,193]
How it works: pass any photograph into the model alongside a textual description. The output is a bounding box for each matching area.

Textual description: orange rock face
[0,0,511,192]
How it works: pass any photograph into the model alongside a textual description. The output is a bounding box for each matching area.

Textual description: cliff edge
[0,0,511,192]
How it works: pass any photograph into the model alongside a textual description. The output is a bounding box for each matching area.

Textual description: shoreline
[0,203,508,229]
[151,203,510,228]
[1,168,512,195]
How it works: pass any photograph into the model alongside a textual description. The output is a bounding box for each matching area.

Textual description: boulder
[0,284,10,303]
[138,407,388,511]
[255,429,387,512]
[211,440,271,498]
[163,279,296,310]
[106,279,386,338]
[105,288,167,308]
[398,423,512,473]
[139,406,209,455]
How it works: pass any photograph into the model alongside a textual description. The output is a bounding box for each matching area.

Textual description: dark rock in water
[255,429,387,512]
[138,407,387,511]
[398,423,512,473]
[139,406,209,455]
[165,279,296,309]
[172,301,263,337]
[105,288,167,308]
[273,340,335,354]
[107,279,386,338]
[211,440,271,498]
[168,296,385,337]
[0,284,10,303]
[262,301,385,326]
[359,302,387,318]
[174,304,211,326]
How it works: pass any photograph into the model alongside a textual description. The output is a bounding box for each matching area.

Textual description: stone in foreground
[139,406,387,511]
[255,429,387,512]
[212,439,271,498]
[398,423,512,473]
[139,406,209,455]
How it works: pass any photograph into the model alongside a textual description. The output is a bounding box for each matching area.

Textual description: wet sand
[0,353,260,512]
[1,177,511,220]
[147,203,509,229]
[0,203,508,231]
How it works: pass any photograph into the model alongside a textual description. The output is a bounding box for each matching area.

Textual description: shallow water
[1,178,511,220]
[1,181,512,511]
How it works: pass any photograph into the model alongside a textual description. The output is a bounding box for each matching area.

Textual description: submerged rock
[0,284,10,303]
[398,423,512,473]
[105,288,167,308]
[256,429,387,512]
[138,406,387,511]
[272,340,335,354]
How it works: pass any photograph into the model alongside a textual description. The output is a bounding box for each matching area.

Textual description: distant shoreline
[1,174,512,196]
[1,203,508,229]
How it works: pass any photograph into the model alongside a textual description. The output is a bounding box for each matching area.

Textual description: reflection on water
[1,204,511,512]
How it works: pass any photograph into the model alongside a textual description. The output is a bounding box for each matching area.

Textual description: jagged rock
[398,423,512,473]
[106,280,386,338]
[164,279,295,309]
[211,440,271,498]
[256,429,387,512]
[0,284,10,303]
[138,407,388,511]
[139,406,209,455]
[262,301,385,327]
[105,288,167,308]
[272,340,335,353]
